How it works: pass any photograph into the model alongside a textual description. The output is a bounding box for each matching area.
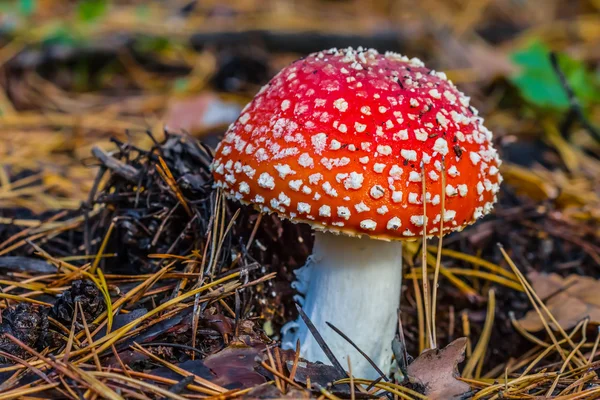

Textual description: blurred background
[0,0,600,380]
[1,0,598,213]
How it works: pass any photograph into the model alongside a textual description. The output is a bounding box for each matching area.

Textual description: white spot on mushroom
[334,98,348,112]
[239,113,250,125]
[394,130,409,141]
[401,149,417,161]
[389,165,403,178]
[433,138,449,156]
[355,202,370,213]
[309,173,323,184]
[298,153,314,168]
[484,179,493,192]
[297,202,311,214]
[258,173,275,190]
[415,129,428,141]
[392,191,403,203]
[289,180,302,191]
[274,164,296,179]
[344,172,364,190]
[322,182,338,197]
[436,112,449,128]
[221,146,232,155]
[444,91,457,103]
[446,184,458,197]
[410,98,419,107]
[281,100,291,111]
[278,192,291,207]
[355,122,366,132]
[421,152,431,164]
[470,152,481,165]
[319,205,331,217]
[360,106,371,115]
[377,205,389,215]
[242,165,256,178]
[370,185,385,199]
[458,184,468,197]
[448,165,459,177]
[429,89,441,99]
[338,123,348,133]
[408,192,419,204]
[377,145,392,155]
[239,182,250,194]
[477,181,484,195]
[255,148,268,161]
[302,186,312,194]
[311,133,328,154]
[335,173,348,183]
[359,156,369,164]
[374,163,386,173]
[360,219,377,230]
[409,171,421,182]
[489,166,499,175]
[411,215,425,226]
[253,195,264,203]
[387,217,402,230]
[443,210,456,221]
[329,140,341,150]
[337,206,351,220]
[361,142,371,151]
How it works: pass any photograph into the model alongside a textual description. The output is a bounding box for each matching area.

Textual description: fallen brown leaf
[164,93,241,134]
[407,338,470,400]
[518,272,600,331]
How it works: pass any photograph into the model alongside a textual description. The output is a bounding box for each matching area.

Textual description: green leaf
[41,24,79,46]
[18,0,36,16]
[77,0,107,23]
[510,41,600,111]
[173,77,190,93]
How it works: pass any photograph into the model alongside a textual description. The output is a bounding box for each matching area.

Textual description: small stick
[420,162,433,349]
[549,52,600,143]
[431,157,446,349]
[288,339,301,384]
[325,321,389,382]
[347,356,355,400]
[295,304,346,379]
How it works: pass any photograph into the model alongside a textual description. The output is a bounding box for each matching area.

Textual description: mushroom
[211,47,502,379]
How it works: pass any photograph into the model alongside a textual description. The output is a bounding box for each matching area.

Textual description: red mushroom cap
[211,47,502,240]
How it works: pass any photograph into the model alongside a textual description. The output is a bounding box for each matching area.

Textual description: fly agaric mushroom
[211,47,502,379]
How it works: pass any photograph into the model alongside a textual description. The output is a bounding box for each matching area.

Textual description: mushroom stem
[282,231,402,379]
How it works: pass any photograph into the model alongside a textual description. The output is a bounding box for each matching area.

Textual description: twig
[325,321,389,382]
[549,52,600,144]
[295,304,346,380]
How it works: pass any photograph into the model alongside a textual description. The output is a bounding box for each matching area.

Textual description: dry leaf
[518,272,600,331]
[407,338,470,400]
[164,93,241,134]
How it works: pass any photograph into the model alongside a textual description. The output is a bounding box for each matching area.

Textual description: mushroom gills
[281,231,402,379]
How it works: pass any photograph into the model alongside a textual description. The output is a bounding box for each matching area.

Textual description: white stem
[281,231,403,379]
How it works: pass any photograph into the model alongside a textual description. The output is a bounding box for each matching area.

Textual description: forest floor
[0,1,599,398]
